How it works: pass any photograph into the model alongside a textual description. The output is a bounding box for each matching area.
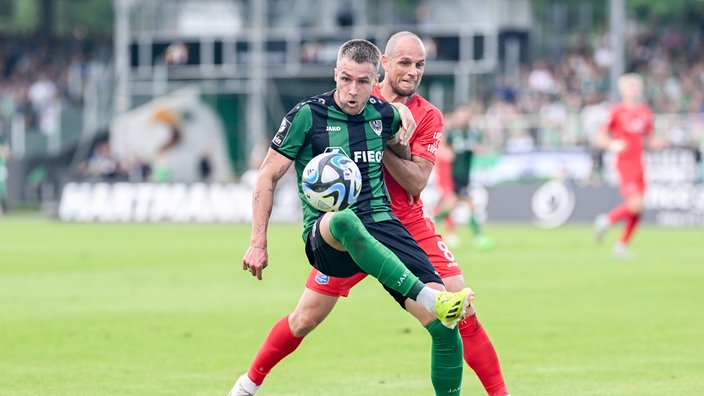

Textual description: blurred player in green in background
[434,103,494,251]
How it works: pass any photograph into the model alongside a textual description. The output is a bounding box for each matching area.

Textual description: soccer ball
[302,152,362,212]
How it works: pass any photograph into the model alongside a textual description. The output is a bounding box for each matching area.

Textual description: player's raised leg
[321,209,473,328]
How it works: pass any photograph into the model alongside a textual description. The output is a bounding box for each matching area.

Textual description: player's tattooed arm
[243,149,293,280]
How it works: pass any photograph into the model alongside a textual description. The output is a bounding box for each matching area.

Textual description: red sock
[607,203,634,224]
[620,213,641,244]
[247,315,304,385]
[459,314,509,396]
[445,215,456,233]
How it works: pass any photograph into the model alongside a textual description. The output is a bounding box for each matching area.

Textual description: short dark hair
[337,39,381,71]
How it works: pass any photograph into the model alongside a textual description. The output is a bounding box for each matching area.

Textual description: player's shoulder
[290,91,335,113]
[409,93,442,117]
[368,94,396,111]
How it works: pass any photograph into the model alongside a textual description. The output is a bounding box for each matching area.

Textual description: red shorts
[305,217,463,297]
[619,172,646,200]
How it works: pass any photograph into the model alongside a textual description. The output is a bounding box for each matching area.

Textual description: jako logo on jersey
[353,150,383,163]
[326,125,342,132]
[315,272,330,285]
[396,269,410,287]
[369,120,383,136]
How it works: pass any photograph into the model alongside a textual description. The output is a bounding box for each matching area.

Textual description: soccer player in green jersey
[434,104,494,250]
[236,39,472,394]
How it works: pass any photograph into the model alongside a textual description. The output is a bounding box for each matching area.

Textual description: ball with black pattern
[302,152,362,212]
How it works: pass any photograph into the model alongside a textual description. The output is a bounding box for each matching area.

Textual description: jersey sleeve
[643,106,654,137]
[411,107,443,164]
[386,104,402,141]
[271,103,313,160]
[605,105,618,137]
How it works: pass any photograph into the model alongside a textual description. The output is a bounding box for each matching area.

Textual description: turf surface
[1,215,702,395]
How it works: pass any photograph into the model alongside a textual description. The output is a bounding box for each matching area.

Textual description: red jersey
[605,103,653,177]
[373,86,444,225]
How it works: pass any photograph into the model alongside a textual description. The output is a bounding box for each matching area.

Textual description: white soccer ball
[302,152,362,212]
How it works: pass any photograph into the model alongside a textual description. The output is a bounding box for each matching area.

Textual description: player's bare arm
[243,148,293,280]
[389,102,416,146]
[382,149,433,198]
[595,125,625,152]
[647,134,669,150]
[386,136,412,161]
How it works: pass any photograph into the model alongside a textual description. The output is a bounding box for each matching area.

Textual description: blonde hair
[617,73,644,92]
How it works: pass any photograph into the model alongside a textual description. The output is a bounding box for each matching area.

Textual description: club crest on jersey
[369,120,383,136]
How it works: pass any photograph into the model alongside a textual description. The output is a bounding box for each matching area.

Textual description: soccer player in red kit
[230,32,509,396]
[593,73,666,259]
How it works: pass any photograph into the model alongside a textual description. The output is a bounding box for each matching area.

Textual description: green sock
[435,209,450,223]
[329,210,422,298]
[426,319,463,395]
[469,214,481,236]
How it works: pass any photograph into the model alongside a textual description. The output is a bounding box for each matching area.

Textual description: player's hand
[608,139,626,153]
[242,244,268,280]
[393,103,416,146]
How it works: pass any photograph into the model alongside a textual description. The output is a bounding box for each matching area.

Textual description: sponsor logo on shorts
[315,272,330,285]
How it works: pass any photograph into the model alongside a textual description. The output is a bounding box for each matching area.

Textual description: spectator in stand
[76,140,122,181]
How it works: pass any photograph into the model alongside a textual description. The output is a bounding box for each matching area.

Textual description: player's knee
[328,208,362,240]
[628,197,644,213]
[288,309,324,337]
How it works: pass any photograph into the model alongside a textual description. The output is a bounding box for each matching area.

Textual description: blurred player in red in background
[230,31,509,396]
[593,73,667,259]
[434,103,494,250]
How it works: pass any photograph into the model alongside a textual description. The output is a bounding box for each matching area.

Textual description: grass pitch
[0,214,702,395]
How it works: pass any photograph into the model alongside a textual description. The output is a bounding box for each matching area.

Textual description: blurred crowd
[470,21,704,152]
[0,34,111,139]
[2,16,704,178]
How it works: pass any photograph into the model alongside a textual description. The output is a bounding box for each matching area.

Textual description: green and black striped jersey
[445,126,482,181]
[271,90,402,241]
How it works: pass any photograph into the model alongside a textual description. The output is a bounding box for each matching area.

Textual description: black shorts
[453,151,474,197]
[453,176,470,197]
[305,215,442,307]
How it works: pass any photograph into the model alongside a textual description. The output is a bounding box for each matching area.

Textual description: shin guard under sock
[459,315,509,396]
[426,319,464,395]
[247,315,304,385]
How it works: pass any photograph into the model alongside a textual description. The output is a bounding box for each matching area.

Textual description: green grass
[1,214,703,395]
